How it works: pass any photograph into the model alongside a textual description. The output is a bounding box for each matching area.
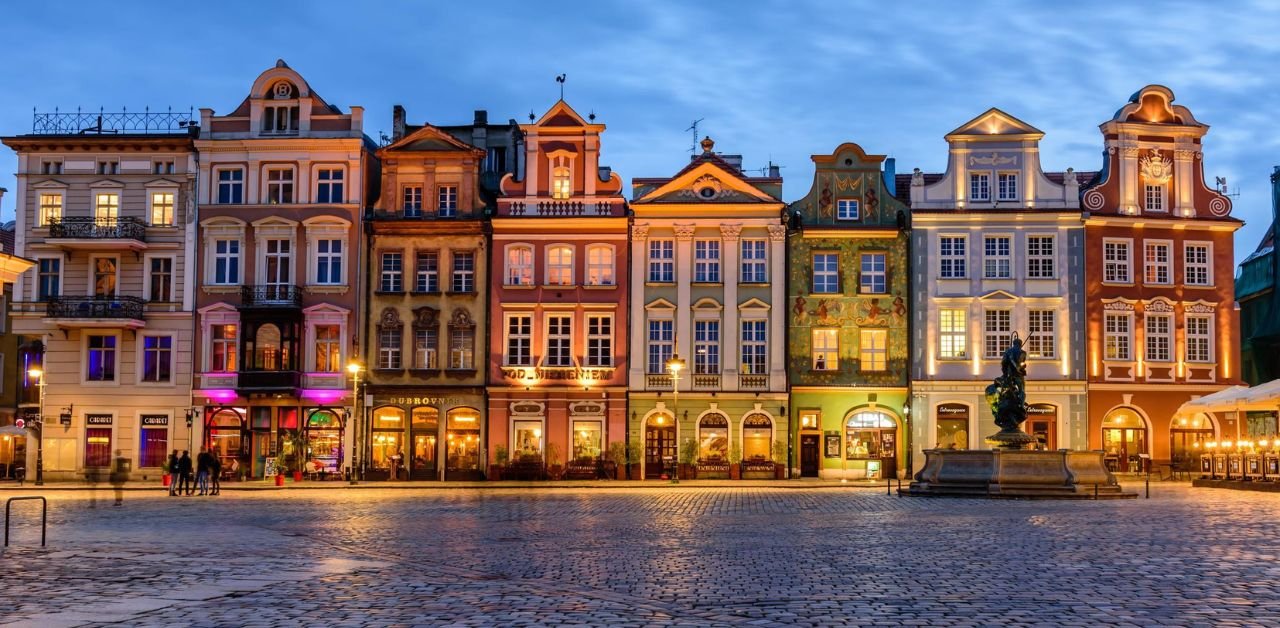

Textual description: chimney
[474,110,488,126]
[598,166,611,182]
[392,105,406,141]
[767,162,781,178]
[720,154,743,170]
[884,158,896,198]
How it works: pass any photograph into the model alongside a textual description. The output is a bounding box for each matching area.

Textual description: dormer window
[1144,183,1166,212]
[263,105,299,134]
[837,199,860,220]
[552,167,571,200]
[969,173,990,201]
[997,173,1018,201]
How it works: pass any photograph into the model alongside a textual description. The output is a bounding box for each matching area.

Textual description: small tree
[772,440,788,466]
[678,438,699,465]
[494,444,510,466]
[607,441,628,479]
[729,441,743,465]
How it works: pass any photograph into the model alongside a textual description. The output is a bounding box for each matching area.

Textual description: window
[997,173,1018,201]
[437,185,458,217]
[860,329,887,371]
[1185,243,1211,286]
[837,199,860,220]
[546,246,574,286]
[148,257,172,302]
[647,319,673,374]
[378,328,402,369]
[414,329,438,369]
[1145,314,1172,362]
[94,192,119,222]
[380,252,403,292]
[1144,241,1171,285]
[415,251,439,292]
[694,320,720,374]
[1026,236,1055,279]
[984,310,1011,359]
[552,166,571,200]
[860,253,886,294]
[139,416,169,468]
[154,160,175,175]
[741,320,767,375]
[263,105,299,133]
[586,245,614,286]
[97,160,119,175]
[694,239,721,283]
[545,316,572,367]
[38,193,62,226]
[87,334,117,381]
[812,328,838,371]
[266,168,294,204]
[213,239,240,284]
[142,335,173,383]
[648,240,674,283]
[506,315,532,366]
[315,239,343,285]
[211,325,237,372]
[484,148,506,173]
[315,168,344,204]
[970,172,990,201]
[505,246,533,286]
[1186,315,1212,362]
[450,328,474,369]
[573,420,603,461]
[217,169,244,204]
[812,253,839,294]
[37,258,60,300]
[940,236,966,279]
[984,236,1011,279]
[698,414,729,461]
[586,315,612,367]
[93,257,117,297]
[263,239,291,286]
[1027,310,1056,359]
[41,160,62,174]
[402,185,424,217]
[150,191,175,226]
[939,309,967,359]
[741,239,767,283]
[1103,240,1131,283]
[315,325,341,372]
[85,423,112,468]
[1104,313,1131,360]
[1145,184,1165,212]
[514,419,543,458]
[451,251,475,292]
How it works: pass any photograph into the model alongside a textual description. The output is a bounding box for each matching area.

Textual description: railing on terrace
[31,107,197,135]
[48,217,147,241]
[504,201,619,217]
[240,285,303,308]
[740,374,769,390]
[46,296,145,320]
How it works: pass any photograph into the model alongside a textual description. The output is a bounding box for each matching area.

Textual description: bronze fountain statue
[983,332,1037,449]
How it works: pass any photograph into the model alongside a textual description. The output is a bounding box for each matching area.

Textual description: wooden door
[800,435,820,477]
[645,425,676,479]
[1029,420,1056,451]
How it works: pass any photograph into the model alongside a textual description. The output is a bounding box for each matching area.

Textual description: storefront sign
[936,404,969,420]
[824,432,841,458]
[86,414,113,426]
[375,396,466,407]
[264,457,278,477]
[140,415,169,427]
[501,367,615,381]
[1027,404,1056,418]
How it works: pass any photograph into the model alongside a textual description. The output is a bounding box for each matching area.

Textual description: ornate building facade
[1236,167,1280,387]
[908,109,1087,474]
[192,61,375,480]
[487,101,628,478]
[628,138,788,479]
[787,143,910,479]
[1082,85,1243,468]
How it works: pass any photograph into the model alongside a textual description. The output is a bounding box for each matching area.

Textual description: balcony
[46,217,148,251]
[239,285,303,309]
[740,374,770,390]
[237,370,302,393]
[692,374,722,390]
[44,296,146,329]
[504,200,621,217]
[646,374,673,389]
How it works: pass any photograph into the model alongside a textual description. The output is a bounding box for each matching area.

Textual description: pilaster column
[629,224,649,388]
[675,224,695,392]
[720,224,742,388]
[768,224,786,390]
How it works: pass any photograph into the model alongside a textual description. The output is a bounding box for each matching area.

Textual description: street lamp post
[27,368,44,486]
[347,362,362,484]
[665,354,685,483]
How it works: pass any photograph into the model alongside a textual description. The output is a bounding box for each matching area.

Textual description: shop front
[792,389,907,480]
[489,390,626,481]
[366,392,484,481]
[202,404,349,480]
[631,396,789,480]
[0,426,28,480]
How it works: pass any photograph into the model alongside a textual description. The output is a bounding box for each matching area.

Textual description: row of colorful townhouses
[0,61,1259,483]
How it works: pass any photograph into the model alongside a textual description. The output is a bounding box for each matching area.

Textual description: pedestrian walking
[167,449,180,496]
[210,454,222,496]
[109,449,128,506]
[178,450,193,496]
[195,449,211,496]
[389,448,403,481]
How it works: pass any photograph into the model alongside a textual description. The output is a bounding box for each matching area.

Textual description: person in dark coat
[167,450,180,496]
[109,450,128,506]
[178,450,193,496]
[195,449,211,496]
[210,454,222,496]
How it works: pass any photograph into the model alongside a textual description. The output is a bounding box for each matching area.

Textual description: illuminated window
[698,413,729,461]
[586,245,614,286]
[38,193,62,226]
[1145,314,1171,362]
[647,319,673,374]
[546,245,574,286]
[812,253,839,294]
[449,327,474,369]
[552,166,571,200]
[146,191,174,226]
[812,329,838,371]
[94,192,119,222]
[1104,240,1131,283]
[506,314,532,367]
[997,173,1018,201]
[1185,243,1211,286]
[940,236,966,278]
[984,310,1011,359]
[860,253,886,294]
[969,173,990,201]
[506,245,534,286]
[1144,241,1171,285]
[984,236,1011,279]
[939,309,967,359]
[694,239,721,283]
[211,325,237,372]
[586,315,612,367]
[1027,236,1055,279]
[837,199,859,220]
[314,325,341,372]
[414,328,438,369]
[1144,184,1165,212]
[1104,313,1131,361]
[860,329,887,371]
[1027,310,1055,359]
[694,320,720,374]
[1186,315,1212,362]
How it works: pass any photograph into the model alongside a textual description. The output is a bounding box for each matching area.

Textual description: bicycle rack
[5,496,47,547]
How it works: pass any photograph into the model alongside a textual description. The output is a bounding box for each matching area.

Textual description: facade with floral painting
[786,143,910,480]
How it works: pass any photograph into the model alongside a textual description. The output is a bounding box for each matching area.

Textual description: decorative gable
[945,108,1044,140]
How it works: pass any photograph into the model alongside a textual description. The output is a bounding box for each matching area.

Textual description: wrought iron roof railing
[31,107,197,135]
[46,296,145,320]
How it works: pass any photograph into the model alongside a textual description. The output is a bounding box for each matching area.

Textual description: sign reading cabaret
[501,367,615,381]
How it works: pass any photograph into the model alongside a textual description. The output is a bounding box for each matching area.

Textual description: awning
[1175,380,1280,417]
[0,425,33,437]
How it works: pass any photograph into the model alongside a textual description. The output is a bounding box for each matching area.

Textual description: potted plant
[773,439,788,480]
[490,445,509,481]
[627,438,644,480]
[545,442,563,480]
[729,442,743,480]
[161,457,173,488]
[274,461,286,487]
[607,441,627,480]
[678,438,699,480]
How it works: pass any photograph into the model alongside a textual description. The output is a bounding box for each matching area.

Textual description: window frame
[144,254,175,303]
[585,244,615,286]
[740,318,768,375]
[138,333,175,385]
[1103,238,1133,284]
[859,252,886,294]
[35,256,63,301]
[543,314,573,367]
[378,326,403,370]
[83,332,120,384]
[314,166,345,204]
[505,313,534,367]
[451,250,476,293]
[1143,239,1173,286]
[148,189,176,226]
[812,252,839,294]
[647,318,674,374]
[1026,235,1055,279]
[859,328,887,372]
[1184,242,1213,286]
[414,327,439,370]
[1104,312,1133,361]
[939,308,968,360]
[694,319,721,375]
[415,250,440,293]
[1185,314,1214,363]
[740,239,768,283]
[1145,313,1172,363]
[811,328,838,371]
[402,185,424,217]
[983,309,1012,360]
[37,191,63,227]
[997,172,1018,201]
[1027,309,1056,360]
[1144,183,1166,213]
[939,235,967,279]
[586,314,613,368]
[437,185,458,217]
[379,251,404,293]
[264,166,296,204]
[215,167,245,205]
[647,239,675,283]
[983,235,1012,279]
[836,198,860,221]
[969,172,990,202]
[693,239,722,284]
[545,244,575,286]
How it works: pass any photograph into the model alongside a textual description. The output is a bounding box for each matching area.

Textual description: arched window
[552,166,571,200]
[845,411,896,460]
[546,245,574,286]
[585,244,614,286]
[698,413,729,461]
[371,407,405,472]
[255,324,282,370]
[506,245,534,286]
[742,414,772,461]
[1102,407,1148,471]
[445,408,481,475]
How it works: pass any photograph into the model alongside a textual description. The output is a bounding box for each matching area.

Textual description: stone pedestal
[902,449,1135,499]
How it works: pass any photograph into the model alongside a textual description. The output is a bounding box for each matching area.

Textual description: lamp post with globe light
[27,367,44,486]
[665,354,685,482]
[347,362,363,483]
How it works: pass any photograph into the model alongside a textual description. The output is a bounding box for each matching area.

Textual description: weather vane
[555,74,566,100]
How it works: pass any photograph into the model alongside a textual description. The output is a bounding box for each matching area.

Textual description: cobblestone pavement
[2,483,1278,626]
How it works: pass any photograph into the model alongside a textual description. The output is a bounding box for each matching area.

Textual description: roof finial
[275,59,288,68]
[700,136,715,154]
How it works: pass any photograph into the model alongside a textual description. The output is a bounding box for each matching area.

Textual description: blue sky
[4,1,1279,260]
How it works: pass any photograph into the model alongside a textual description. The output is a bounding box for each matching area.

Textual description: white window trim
[997,171,1019,202]
[31,254,65,301]
[199,305,241,373]
[1143,239,1174,286]
[1184,241,1214,287]
[544,243,576,287]
[213,166,246,204]
[548,151,576,200]
[648,239,675,283]
[542,313,574,367]
[1144,182,1167,213]
[145,183,180,227]
[1103,312,1135,362]
[81,331,122,387]
[983,309,1012,360]
[939,308,968,360]
[939,234,967,280]
[201,218,246,286]
[1102,237,1134,285]
[969,172,991,202]
[739,238,769,284]
[504,243,535,287]
[87,254,121,298]
[262,164,298,204]
[1026,234,1056,279]
[136,332,178,387]
[311,164,347,205]
[1185,313,1215,363]
[33,186,65,227]
[436,182,460,216]
[586,313,613,368]
[812,328,839,371]
[693,238,722,284]
[859,328,888,371]
[1026,309,1057,360]
[836,198,860,221]
[90,187,122,221]
[1144,313,1173,363]
[252,217,299,287]
[646,313,675,374]
[142,253,177,303]
[692,316,721,375]
[859,251,887,295]
[983,234,1012,279]
[504,313,534,367]
[303,305,349,375]
[812,251,840,294]
[585,243,616,287]
[303,217,350,288]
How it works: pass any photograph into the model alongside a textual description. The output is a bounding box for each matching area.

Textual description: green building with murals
[786,143,911,480]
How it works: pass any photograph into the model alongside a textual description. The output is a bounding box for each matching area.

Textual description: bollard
[1145,467,1150,499]
[1094,483,1099,500]
[886,476,891,496]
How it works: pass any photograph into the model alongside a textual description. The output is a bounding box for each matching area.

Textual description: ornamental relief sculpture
[1139,149,1174,184]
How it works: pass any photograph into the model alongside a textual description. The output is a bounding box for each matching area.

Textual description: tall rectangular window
[545,316,572,367]
[586,315,612,367]
[378,328,402,369]
[380,252,403,292]
[266,168,294,204]
[546,246,574,286]
[94,193,119,222]
[1144,241,1171,285]
[860,252,886,294]
[997,173,1018,201]
[970,173,990,201]
[939,309,967,359]
[984,310,1011,359]
[263,105,299,133]
[315,325,341,373]
[149,257,172,302]
[741,239,767,283]
[811,328,838,371]
[211,325,237,372]
[437,185,458,217]
[93,258,117,297]
[213,239,240,284]
[1104,240,1131,283]
[316,168,344,204]
[1027,236,1055,279]
[647,319,673,374]
[741,320,767,375]
[586,245,614,286]
[694,239,721,283]
[315,239,343,285]
[940,236,966,278]
[414,329,438,369]
[1145,314,1172,362]
[142,335,173,383]
[860,329,887,371]
[264,239,291,286]
[694,320,720,374]
[38,193,62,226]
[150,191,175,226]
[1185,243,1211,286]
[1186,315,1212,362]
[837,199,860,221]
[1104,313,1131,360]
[451,251,475,292]
[1145,184,1165,212]
[984,236,1011,279]
[506,315,532,366]
[139,417,169,468]
[87,334,117,381]
[403,185,423,217]
[648,240,674,283]
[217,169,244,204]
[37,258,60,300]
[812,253,839,294]
[1027,310,1056,359]
[450,328,474,369]
[415,251,439,292]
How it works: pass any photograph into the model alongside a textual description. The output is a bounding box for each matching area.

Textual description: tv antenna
[685,118,704,154]
[1214,176,1240,199]
[555,74,566,100]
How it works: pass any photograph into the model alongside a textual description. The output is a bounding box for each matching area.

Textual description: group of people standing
[167,449,222,496]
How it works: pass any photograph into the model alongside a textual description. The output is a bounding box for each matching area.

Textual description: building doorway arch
[845,409,899,479]
[1101,406,1149,472]
[644,411,676,479]
[205,407,247,472]
[1170,412,1216,467]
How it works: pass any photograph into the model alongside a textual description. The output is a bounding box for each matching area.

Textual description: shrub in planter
[678,437,699,480]
[627,438,644,480]
[490,445,509,481]
[607,441,628,480]
[773,439,789,480]
[729,442,743,480]
[546,442,563,480]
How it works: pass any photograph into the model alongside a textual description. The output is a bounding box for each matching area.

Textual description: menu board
[264,457,279,477]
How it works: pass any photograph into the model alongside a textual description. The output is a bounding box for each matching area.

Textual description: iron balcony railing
[48,217,147,241]
[46,296,145,320]
[31,107,197,135]
[240,284,303,308]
